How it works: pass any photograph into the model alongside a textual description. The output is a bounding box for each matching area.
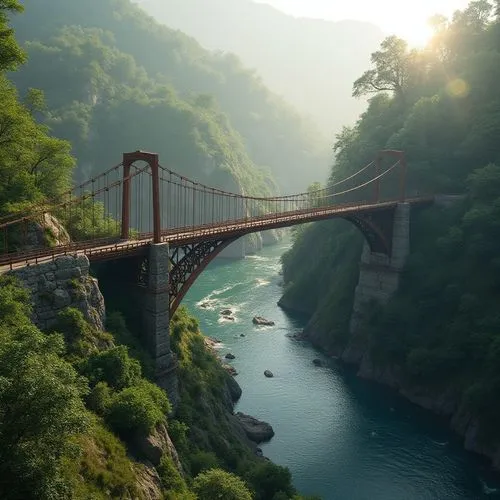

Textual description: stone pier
[349,203,410,335]
[143,243,179,409]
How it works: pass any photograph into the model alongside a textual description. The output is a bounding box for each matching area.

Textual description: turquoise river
[182,239,500,500]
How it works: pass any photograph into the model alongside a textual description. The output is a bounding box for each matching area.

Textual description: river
[182,239,500,500]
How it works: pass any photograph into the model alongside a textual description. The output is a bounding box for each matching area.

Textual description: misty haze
[1,1,500,499]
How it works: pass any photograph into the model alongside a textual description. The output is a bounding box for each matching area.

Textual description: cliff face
[6,254,261,497]
[8,254,105,331]
[298,312,500,470]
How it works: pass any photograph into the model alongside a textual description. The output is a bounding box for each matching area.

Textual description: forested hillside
[135,0,384,136]
[0,3,317,498]
[281,1,500,446]
[10,0,329,193]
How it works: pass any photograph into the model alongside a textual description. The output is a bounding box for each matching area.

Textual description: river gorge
[182,239,500,500]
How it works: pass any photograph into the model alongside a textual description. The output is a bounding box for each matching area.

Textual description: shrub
[87,381,112,415]
[157,455,188,493]
[189,451,220,477]
[245,461,295,500]
[106,381,170,435]
[86,345,141,390]
[55,307,93,344]
[192,468,252,500]
[106,311,154,378]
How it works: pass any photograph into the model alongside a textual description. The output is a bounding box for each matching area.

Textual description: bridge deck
[0,197,433,272]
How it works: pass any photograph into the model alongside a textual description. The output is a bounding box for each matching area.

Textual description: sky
[255,0,471,45]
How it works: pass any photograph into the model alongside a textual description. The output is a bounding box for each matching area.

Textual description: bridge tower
[122,151,179,409]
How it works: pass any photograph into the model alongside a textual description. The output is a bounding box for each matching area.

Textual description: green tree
[352,36,411,99]
[0,277,89,498]
[0,0,25,70]
[192,469,252,500]
[246,461,296,500]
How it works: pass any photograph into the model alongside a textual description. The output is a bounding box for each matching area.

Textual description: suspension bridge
[0,149,433,315]
[0,149,435,403]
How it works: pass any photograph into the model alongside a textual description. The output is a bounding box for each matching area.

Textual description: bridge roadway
[0,197,433,272]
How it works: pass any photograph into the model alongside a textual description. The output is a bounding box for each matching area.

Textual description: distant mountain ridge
[12,0,331,193]
[135,0,385,135]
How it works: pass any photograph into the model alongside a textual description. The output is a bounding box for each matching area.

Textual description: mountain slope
[11,0,330,193]
[135,0,384,135]
[279,2,500,463]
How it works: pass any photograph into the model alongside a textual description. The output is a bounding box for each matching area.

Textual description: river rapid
[182,239,500,500]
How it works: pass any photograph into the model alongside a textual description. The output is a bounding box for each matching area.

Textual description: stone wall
[7,254,105,332]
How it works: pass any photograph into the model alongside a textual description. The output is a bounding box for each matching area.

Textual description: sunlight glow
[255,0,469,47]
[446,78,470,98]
[397,22,434,47]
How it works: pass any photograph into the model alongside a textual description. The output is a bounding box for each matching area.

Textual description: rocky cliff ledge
[304,324,500,470]
[7,254,105,331]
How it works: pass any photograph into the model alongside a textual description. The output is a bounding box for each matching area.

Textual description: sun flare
[395,21,434,48]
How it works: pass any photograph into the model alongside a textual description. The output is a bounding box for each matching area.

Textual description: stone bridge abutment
[349,202,410,335]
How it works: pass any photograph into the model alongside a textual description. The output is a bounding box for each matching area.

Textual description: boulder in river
[220,309,233,317]
[253,316,275,326]
[225,353,236,360]
[264,370,274,378]
[236,412,275,443]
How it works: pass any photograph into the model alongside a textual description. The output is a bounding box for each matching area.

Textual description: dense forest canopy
[0,1,75,216]
[10,0,329,194]
[282,0,500,439]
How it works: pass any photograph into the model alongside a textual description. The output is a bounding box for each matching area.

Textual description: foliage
[192,468,253,500]
[157,455,192,498]
[353,36,413,99]
[107,381,171,436]
[189,450,221,477]
[9,0,325,194]
[53,307,113,360]
[63,420,140,499]
[245,460,295,500]
[170,308,252,472]
[282,0,500,443]
[0,276,89,498]
[106,310,154,378]
[0,0,24,71]
[58,198,120,241]
[85,345,141,390]
[0,76,74,217]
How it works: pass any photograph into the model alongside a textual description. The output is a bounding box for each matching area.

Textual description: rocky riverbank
[299,321,500,470]
[203,336,275,446]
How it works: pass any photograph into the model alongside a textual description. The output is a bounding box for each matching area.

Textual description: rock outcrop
[134,465,163,500]
[8,254,105,331]
[133,423,184,470]
[236,413,275,443]
[22,213,71,251]
[253,316,275,326]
